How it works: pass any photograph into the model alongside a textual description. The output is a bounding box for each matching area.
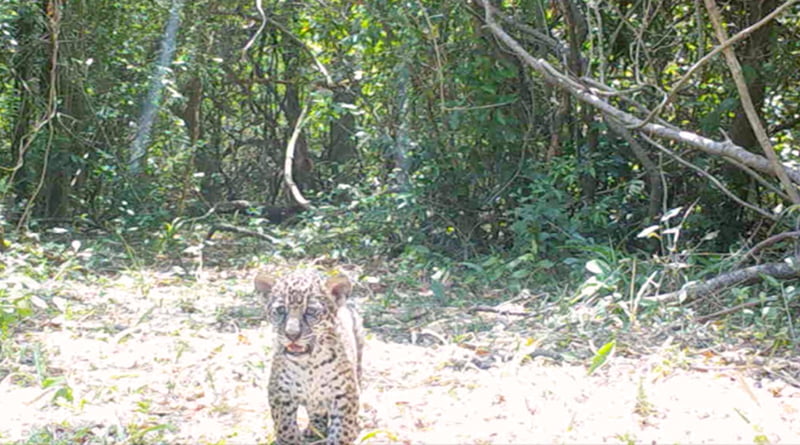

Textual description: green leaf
[760,274,781,288]
[636,225,660,239]
[430,280,446,303]
[660,207,683,223]
[587,339,616,375]
[360,429,399,442]
[511,269,530,279]
[458,262,484,272]
[54,385,74,403]
[585,259,607,275]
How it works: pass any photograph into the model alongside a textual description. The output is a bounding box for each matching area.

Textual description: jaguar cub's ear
[254,271,275,295]
[325,274,352,306]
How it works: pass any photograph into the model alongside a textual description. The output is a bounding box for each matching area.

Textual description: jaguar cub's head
[254,268,351,356]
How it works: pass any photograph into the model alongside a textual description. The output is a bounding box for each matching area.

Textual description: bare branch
[240,0,266,58]
[284,105,312,210]
[741,230,800,262]
[476,0,800,186]
[472,0,565,59]
[639,133,777,221]
[241,7,333,86]
[637,0,799,128]
[695,297,779,323]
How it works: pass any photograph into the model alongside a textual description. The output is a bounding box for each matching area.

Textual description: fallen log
[648,257,800,304]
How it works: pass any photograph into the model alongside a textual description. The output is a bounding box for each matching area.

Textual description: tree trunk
[728,0,778,152]
[6,3,43,216]
[327,86,358,166]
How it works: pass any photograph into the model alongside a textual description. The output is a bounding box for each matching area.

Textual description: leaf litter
[1,267,799,444]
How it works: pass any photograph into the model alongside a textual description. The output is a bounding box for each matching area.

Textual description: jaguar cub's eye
[272,306,287,318]
[305,306,321,318]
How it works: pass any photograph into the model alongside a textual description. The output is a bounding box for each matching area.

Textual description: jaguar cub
[254,268,363,445]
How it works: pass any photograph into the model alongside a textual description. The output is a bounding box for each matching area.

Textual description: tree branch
[741,230,800,262]
[703,0,800,204]
[637,0,799,128]
[476,0,800,187]
[639,133,777,221]
[695,297,779,323]
[240,3,333,86]
[284,105,312,210]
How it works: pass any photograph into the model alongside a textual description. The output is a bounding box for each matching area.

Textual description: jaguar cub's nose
[284,318,302,341]
[284,329,302,342]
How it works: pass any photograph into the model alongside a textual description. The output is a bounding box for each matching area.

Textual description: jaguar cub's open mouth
[284,343,310,355]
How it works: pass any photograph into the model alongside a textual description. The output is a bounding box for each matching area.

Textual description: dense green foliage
[2,0,800,341]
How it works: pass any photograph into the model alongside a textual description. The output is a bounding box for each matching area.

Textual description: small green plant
[42,376,74,404]
[587,338,616,375]
[753,433,770,445]
[0,290,34,339]
[124,422,176,444]
[614,432,637,445]
[634,378,655,418]
[18,423,96,445]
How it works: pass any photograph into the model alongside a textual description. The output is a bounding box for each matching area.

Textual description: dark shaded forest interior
[1,0,800,443]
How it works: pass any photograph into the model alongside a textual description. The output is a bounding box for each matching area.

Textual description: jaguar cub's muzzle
[281,324,315,356]
[283,340,313,355]
[278,307,320,356]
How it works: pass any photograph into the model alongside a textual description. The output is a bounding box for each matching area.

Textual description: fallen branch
[648,257,800,304]
[211,201,304,223]
[206,223,281,243]
[468,305,536,317]
[741,231,800,262]
[695,297,779,323]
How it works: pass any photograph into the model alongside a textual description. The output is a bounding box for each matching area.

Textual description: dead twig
[695,297,779,323]
[468,305,536,317]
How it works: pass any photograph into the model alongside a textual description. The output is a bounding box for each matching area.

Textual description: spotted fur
[255,268,363,444]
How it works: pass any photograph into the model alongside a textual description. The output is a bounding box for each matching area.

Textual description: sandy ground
[1,268,799,444]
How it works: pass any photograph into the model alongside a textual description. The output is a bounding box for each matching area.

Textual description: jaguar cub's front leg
[303,401,328,441]
[325,390,360,445]
[269,394,302,445]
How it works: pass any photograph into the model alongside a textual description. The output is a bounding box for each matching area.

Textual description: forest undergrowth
[4,0,800,442]
[1,230,799,444]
